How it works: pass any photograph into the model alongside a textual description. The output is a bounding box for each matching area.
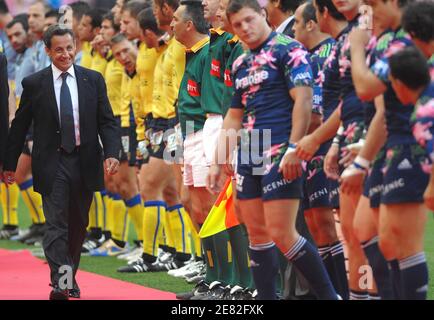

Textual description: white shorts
[202,114,223,166]
[183,129,209,187]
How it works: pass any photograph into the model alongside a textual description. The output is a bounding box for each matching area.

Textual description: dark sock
[228,225,252,289]
[141,252,157,263]
[89,227,102,240]
[133,239,142,247]
[174,252,191,262]
[102,230,111,240]
[369,293,381,300]
[284,236,337,300]
[3,224,18,230]
[112,238,125,248]
[330,241,349,300]
[213,230,235,286]
[249,242,279,300]
[350,290,369,300]
[389,259,402,299]
[399,253,429,300]
[318,245,342,298]
[202,236,219,284]
[361,237,394,300]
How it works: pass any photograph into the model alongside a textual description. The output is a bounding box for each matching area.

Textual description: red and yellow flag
[199,177,240,238]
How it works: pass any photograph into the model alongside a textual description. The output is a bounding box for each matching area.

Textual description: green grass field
[1,197,434,298]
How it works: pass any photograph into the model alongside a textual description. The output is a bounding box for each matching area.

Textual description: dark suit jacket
[4,64,121,195]
[0,54,9,166]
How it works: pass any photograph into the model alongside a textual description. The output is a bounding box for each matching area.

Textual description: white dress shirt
[52,63,80,146]
[276,15,294,34]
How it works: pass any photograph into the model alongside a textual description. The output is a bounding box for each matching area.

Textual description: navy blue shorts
[380,144,430,205]
[364,150,385,209]
[303,155,334,210]
[235,162,303,201]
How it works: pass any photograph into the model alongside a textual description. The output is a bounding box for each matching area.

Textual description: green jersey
[200,28,233,114]
[222,37,244,115]
[178,37,210,136]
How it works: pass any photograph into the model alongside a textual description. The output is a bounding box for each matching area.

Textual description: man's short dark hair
[123,1,150,19]
[270,0,304,14]
[69,1,91,22]
[154,0,180,11]
[31,0,52,13]
[226,0,262,18]
[402,0,434,43]
[137,8,163,35]
[0,0,9,15]
[45,9,60,20]
[302,1,317,24]
[181,3,209,35]
[389,47,430,90]
[43,25,75,49]
[83,8,107,29]
[110,32,128,45]
[6,15,29,33]
[102,12,120,33]
[314,0,345,21]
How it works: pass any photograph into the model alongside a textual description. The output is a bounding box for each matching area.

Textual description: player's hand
[105,158,120,175]
[340,164,366,195]
[349,28,371,48]
[339,149,357,168]
[324,144,340,180]
[424,181,434,212]
[207,164,223,195]
[295,134,320,161]
[2,171,15,185]
[279,148,303,181]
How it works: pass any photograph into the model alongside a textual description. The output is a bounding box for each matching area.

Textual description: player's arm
[349,28,387,101]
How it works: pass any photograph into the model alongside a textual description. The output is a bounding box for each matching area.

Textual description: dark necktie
[60,72,76,153]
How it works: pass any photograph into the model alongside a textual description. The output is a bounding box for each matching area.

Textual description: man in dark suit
[3,25,121,300]
[0,53,8,175]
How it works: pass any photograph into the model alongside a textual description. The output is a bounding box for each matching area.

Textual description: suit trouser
[42,149,93,286]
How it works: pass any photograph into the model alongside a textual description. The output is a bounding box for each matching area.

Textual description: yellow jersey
[104,54,124,117]
[152,37,185,119]
[80,41,93,69]
[90,51,108,76]
[120,70,140,128]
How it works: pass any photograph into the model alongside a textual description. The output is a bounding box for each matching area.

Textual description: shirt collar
[228,35,239,44]
[276,16,293,34]
[185,36,210,53]
[210,27,225,36]
[52,63,76,80]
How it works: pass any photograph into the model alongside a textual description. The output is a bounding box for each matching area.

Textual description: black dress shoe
[49,286,69,300]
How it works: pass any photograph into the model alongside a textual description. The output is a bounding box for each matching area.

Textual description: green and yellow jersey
[178,36,210,136]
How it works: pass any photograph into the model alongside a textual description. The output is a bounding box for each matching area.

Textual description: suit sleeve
[96,72,121,160]
[3,76,33,171]
[0,54,9,165]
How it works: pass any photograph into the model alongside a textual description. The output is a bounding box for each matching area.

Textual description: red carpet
[0,249,176,300]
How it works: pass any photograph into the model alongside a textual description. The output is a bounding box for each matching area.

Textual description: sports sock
[142,200,165,258]
[124,194,144,240]
[167,204,192,255]
[227,224,252,289]
[399,252,428,300]
[100,190,108,232]
[212,230,233,286]
[18,179,45,224]
[389,259,402,299]
[111,193,129,243]
[284,236,337,300]
[349,290,369,300]
[1,182,19,226]
[249,242,279,300]
[88,192,102,229]
[330,241,350,300]
[361,236,394,299]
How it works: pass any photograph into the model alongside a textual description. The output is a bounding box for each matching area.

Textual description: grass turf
[1,196,434,298]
